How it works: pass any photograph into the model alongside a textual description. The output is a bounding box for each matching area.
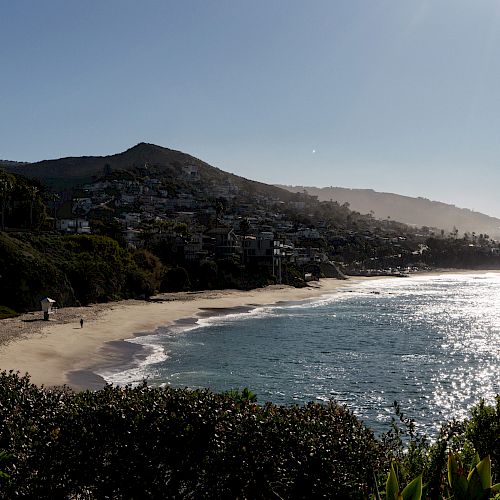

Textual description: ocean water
[99,273,500,434]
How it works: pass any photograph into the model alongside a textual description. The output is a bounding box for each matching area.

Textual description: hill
[4,143,500,238]
[0,160,29,168]
[279,185,500,239]
[1,143,295,202]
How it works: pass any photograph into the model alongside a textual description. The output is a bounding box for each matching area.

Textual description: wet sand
[1,270,497,390]
[0,279,369,389]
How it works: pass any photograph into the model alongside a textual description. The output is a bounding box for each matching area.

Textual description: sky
[2,1,500,216]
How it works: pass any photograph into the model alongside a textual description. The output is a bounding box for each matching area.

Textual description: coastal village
[2,143,500,315]
[54,163,405,279]
[52,160,500,281]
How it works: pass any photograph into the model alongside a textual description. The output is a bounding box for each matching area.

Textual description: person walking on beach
[80,318,84,328]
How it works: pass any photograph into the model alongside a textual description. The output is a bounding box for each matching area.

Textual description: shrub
[0,372,385,498]
[161,266,191,292]
[0,306,17,319]
[465,397,500,483]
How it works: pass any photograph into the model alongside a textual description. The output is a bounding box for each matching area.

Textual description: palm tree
[0,173,15,231]
[25,185,39,228]
[239,218,251,264]
[44,192,60,229]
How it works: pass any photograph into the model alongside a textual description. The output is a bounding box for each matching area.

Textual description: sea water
[99,273,500,434]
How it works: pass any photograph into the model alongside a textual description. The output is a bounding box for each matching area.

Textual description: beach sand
[0,278,373,389]
[0,270,497,390]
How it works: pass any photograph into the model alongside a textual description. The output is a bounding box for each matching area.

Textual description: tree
[0,172,15,231]
[45,192,61,229]
[198,260,218,289]
[161,266,191,292]
[25,185,39,228]
[239,218,251,264]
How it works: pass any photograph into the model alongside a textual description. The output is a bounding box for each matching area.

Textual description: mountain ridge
[0,142,295,202]
[279,185,500,238]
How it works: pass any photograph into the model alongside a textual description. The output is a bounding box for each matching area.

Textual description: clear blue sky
[2,1,500,216]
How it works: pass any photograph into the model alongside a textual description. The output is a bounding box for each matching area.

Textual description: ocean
[99,273,500,435]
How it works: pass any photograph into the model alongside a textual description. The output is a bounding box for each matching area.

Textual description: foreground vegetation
[0,372,498,499]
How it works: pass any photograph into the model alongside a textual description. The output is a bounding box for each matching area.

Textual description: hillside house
[242,231,275,262]
[182,165,200,181]
[123,213,142,227]
[72,197,92,214]
[56,218,91,234]
[119,194,137,206]
[123,228,143,249]
[206,228,241,259]
[184,234,208,261]
[294,247,326,265]
[298,228,321,240]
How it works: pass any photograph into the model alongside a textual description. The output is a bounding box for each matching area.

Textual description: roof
[40,297,56,303]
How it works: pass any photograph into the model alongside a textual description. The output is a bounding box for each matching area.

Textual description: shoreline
[1,270,499,390]
[0,278,373,389]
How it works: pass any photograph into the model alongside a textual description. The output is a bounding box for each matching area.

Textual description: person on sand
[80,318,84,328]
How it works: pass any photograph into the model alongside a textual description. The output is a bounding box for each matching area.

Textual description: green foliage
[0,232,158,311]
[161,266,191,292]
[197,259,218,289]
[381,403,430,482]
[224,387,258,404]
[385,462,422,500]
[129,248,164,297]
[0,371,385,498]
[0,171,48,229]
[0,232,75,311]
[376,399,500,500]
[282,263,307,288]
[0,306,18,319]
[0,371,499,498]
[465,397,500,483]
[447,453,500,500]
[60,234,137,303]
[90,218,127,247]
[0,449,11,486]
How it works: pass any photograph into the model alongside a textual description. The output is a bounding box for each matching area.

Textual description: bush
[161,266,191,292]
[0,306,17,319]
[0,372,385,498]
[0,370,498,498]
[464,397,500,483]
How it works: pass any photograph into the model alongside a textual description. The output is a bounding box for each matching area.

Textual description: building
[56,218,91,234]
[205,227,241,259]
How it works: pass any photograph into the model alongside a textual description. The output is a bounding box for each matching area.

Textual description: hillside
[4,144,500,238]
[279,185,500,239]
[0,160,29,168]
[1,143,295,202]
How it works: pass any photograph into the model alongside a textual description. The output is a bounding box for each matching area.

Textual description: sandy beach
[0,277,377,389]
[0,270,497,390]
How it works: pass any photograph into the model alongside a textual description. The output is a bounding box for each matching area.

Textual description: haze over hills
[279,185,500,239]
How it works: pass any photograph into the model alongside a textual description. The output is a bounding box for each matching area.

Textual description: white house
[56,218,91,234]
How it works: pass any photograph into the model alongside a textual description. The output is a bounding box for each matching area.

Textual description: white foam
[97,338,168,387]
[183,305,277,331]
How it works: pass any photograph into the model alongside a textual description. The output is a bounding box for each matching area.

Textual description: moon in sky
[312,149,316,154]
